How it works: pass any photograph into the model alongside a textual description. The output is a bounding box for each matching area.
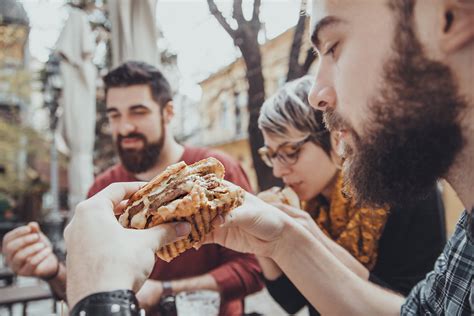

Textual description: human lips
[286,181,303,191]
[120,137,143,148]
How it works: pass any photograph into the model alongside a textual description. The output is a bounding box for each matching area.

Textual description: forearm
[66,254,136,308]
[171,274,219,294]
[257,257,283,281]
[323,236,369,280]
[47,263,67,300]
[309,223,369,280]
[273,221,404,315]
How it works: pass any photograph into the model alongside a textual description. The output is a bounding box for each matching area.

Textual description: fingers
[30,247,54,267]
[114,200,129,216]
[28,222,41,233]
[10,242,46,272]
[18,248,54,276]
[2,225,33,249]
[3,233,40,264]
[215,206,258,229]
[272,203,305,218]
[135,222,191,253]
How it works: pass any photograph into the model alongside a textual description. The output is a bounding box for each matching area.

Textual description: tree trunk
[239,33,281,191]
[286,0,316,82]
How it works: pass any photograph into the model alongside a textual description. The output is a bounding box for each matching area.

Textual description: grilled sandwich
[119,157,245,262]
[258,186,300,208]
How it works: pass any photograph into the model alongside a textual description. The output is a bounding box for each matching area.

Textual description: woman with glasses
[256,76,446,316]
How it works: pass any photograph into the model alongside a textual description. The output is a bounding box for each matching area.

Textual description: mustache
[117,133,147,145]
[323,109,348,132]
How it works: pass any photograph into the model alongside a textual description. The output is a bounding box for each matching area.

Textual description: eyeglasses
[258,136,312,168]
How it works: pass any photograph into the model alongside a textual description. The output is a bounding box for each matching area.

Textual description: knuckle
[74,200,89,213]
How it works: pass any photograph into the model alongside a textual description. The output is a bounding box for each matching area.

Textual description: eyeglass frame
[258,132,328,168]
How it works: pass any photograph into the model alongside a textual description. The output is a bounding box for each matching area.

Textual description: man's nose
[118,121,136,136]
[308,83,337,112]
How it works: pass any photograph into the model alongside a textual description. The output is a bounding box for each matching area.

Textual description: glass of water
[175,290,220,316]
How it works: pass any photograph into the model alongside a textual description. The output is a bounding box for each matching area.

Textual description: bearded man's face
[309,0,465,207]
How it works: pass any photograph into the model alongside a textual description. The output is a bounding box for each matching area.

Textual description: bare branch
[302,47,317,73]
[207,0,236,36]
[252,0,261,22]
[232,0,245,21]
[286,5,307,81]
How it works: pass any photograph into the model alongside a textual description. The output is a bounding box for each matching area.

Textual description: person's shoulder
[183,145,252,191]
[88,164,132,197]
[94,164,128,183]
[183,146,240,167]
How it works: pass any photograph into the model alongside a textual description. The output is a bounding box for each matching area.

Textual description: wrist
[272,218,309,263]
[162,280,173,297]
[41,257,61,282]
[67,265,135,308]
[70,289,140,316]
[257,256,283,281]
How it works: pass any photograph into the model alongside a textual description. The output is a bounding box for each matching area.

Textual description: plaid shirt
[401,210,473,315]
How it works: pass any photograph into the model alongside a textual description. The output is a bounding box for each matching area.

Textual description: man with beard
[199,0,473,314]
[2,61,263,315]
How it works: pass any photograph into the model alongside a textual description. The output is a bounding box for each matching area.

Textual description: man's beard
[324,9,466,208]
[117,128,165,174]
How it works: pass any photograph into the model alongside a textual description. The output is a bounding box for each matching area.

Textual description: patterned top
[304,172,389,269]
[401,210,473,315]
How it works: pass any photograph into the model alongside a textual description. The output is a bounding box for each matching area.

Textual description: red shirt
[87,146,263,315]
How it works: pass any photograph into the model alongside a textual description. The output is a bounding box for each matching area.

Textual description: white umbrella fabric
[55,7,97,211]
[108,0,159,67]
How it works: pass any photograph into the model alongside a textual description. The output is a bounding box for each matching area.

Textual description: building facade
[193,25,314,190]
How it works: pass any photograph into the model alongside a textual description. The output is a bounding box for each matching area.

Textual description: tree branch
[302,47,317,73]
[232,0,244,21]
[207,0,236,36]
[286,4,307,81]
[252,0,261,22]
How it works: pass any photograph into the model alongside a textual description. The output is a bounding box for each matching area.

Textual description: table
[0,284,56,316]
[0,266,15,287]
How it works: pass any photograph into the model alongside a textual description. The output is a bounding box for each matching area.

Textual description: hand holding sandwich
[64,182,191,308]
[209,186,369,280]
[203,189,298,259]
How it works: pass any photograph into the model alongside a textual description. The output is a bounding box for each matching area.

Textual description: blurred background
[0,0,465,315]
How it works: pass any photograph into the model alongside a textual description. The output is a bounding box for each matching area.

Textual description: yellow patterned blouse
[303,172,389,270]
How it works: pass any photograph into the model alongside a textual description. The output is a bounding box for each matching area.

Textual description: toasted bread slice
[119,157,244,262]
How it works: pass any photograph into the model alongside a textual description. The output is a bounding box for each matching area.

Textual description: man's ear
[440,0,474,53]
[162,101,174,124]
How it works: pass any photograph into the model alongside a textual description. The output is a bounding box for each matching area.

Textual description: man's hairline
[105,83,169,110]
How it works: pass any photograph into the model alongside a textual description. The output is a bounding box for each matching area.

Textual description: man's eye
[132,111,148,115]
[325,42,339,57]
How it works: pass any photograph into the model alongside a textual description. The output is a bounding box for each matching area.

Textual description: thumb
[272,203,302,218]
[28,222,41,233]
[138,222,191,253]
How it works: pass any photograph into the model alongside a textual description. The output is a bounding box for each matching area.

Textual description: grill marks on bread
[118,158,244,262]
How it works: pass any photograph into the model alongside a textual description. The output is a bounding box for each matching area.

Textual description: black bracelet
[40,258,60,281]
[70,289,140,316]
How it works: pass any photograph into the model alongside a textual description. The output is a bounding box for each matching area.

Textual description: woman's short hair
[258,75,331,155]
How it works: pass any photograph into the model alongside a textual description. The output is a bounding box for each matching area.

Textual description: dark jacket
[265,186,446,316]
